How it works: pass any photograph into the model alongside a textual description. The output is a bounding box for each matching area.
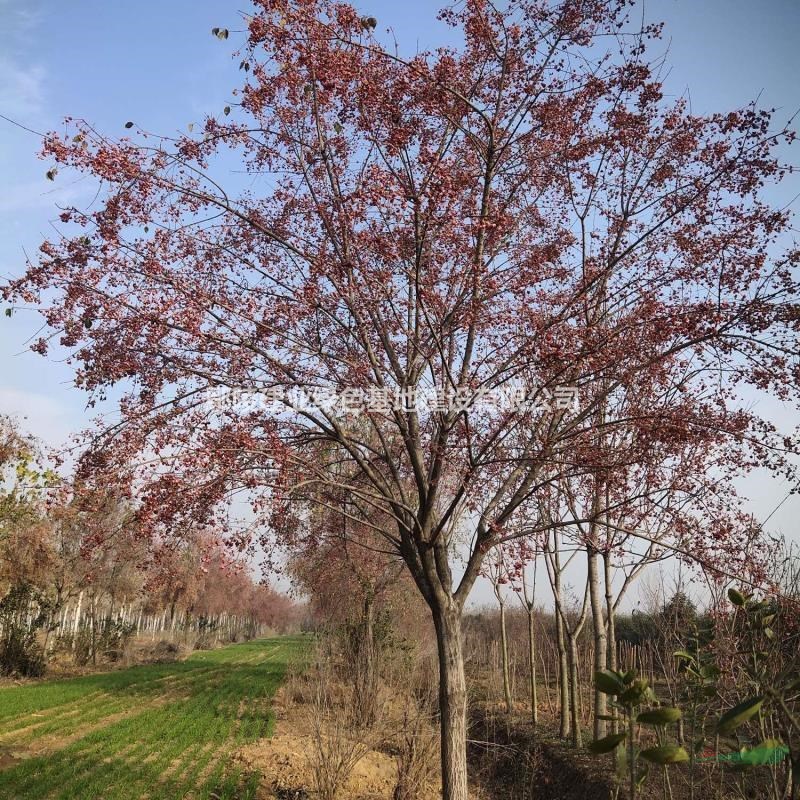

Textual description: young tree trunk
[549,538,570,739]
[432,604,469,800]
[527,609,538,727]
[567,632,582,748]
[555,609,570,737]
[603,550,617,672]
[354,594,377,728]
[499,600,512,715]
[72,590,83,651]
[602,550,618,734]
[587,547,608,739]
[90,594,97,666]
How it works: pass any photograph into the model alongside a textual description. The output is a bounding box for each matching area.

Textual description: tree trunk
[90,594,97,666]
[555,609,570,737]
[603,549,617,671]
[602,550,618,734]
[355,594,377,727]
[587,547,608,739]
[72,590,83,651]
[499,600,512,715]
[432,605,469,800]
[567,632,582,748]
[527,609,538,727]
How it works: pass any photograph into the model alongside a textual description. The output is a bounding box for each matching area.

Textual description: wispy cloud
[0,0,46,121]
[0,58,45,119]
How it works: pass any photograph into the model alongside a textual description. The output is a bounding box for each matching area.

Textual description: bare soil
[468,705,614,800]
[235,686,440,800]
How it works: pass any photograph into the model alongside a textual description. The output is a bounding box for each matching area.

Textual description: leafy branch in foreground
[713,587,799,799]
[589,668,686,799]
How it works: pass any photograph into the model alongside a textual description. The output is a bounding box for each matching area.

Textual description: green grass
[0,636,307,800]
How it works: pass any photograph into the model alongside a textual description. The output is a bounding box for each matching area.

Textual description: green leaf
[622,669,636,685]
[717,696,764,735]
[673,650,695,663]
[640,745,690,765]
[223,106,231,116]
[4,308,12,318]
[619,679,651,706]
[124,121,133,129]
[588,733,627,754]
[595,670,624,696]
[728,588,747,607]
[637,707,682,725]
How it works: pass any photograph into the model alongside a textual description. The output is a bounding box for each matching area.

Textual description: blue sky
[1,0,799,603]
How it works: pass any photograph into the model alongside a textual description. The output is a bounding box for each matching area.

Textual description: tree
[514,541,543,730]
[485,548,514,715]
[289,500,410,727]
[6,1,798,796]
[0,416,46,553]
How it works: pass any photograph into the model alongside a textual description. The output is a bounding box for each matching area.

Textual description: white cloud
[0,57,45,120]
[0,0,46,121]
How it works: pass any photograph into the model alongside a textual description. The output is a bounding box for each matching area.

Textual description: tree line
[0,415,299,675]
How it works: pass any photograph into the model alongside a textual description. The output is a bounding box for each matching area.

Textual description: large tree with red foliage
[6,0,799,795]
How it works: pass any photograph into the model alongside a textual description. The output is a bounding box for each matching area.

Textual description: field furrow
[0,637,305,800]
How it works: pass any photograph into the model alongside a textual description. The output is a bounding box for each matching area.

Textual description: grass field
[0,636,306,800]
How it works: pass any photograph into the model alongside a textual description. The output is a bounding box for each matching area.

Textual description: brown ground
[467,704,614,800]
[467,702,779,800]
[239,669,781,800]
[235,686,440,800]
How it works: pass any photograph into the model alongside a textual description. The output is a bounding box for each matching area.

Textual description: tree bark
[587,547,608,739]
[432,604,469,800]
[555,606,570,737]
[548,535,570,738]
[72,590,83,649]
[499,600,512,715]
[527,609,538,727]
[603,550,617,672]
[567,631,582,748]
[355,594,377,727]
